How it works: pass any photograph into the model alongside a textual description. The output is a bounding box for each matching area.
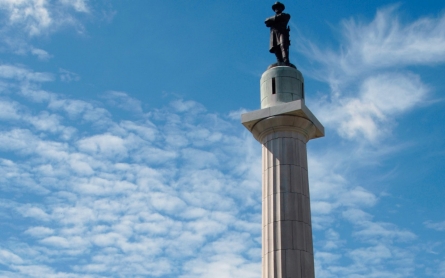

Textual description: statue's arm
[266,13,291,26]
[265,15,275,27]
[276,13,290,22]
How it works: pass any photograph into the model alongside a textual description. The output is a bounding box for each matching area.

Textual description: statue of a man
[265,2,291,64]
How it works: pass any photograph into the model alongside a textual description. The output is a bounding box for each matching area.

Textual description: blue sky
[0,0,444,277]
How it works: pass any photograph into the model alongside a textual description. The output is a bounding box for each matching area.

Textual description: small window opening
[272,78,276,95]
[302,83,305,99]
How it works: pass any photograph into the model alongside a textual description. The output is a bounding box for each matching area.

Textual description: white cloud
[170,99,206,113]
[0,99,21,120]
[24,226,54,237]
[0,0,89,37]
[308,146,418,276]
[48,98,111,126]
[316,251,341,264]
[77,134,128,159]
[343,208,416,243]
[0,0,91,58]
[0,76,261,277]
[297,6,442,143]
[180,233,261,278]
[0,64,53,82]
[31,47,51,60]
[59,68,80,82]
[102,91,142,113]
[349,244,392,265]
[424,220,445,231]
[227,108,248,120]
[315,72,428,141]
[320,229,344,250]
[18,206,51,221]
[308,150,378,231]
[119,120,157,141]
[0,249,23,265]
[181,148,219,169]
[440,261,445,277]
[0,0,53,36]
[342,5,445,69]
[59,0,89,13]
[298,5,445,84]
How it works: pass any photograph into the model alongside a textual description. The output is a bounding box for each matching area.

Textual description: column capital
[241,100,324,143]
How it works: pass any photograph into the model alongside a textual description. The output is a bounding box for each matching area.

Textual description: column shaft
[261,130,315,278]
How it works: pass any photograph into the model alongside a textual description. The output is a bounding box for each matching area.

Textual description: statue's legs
[274,47,284,63]
[273,45,289,64]
[281,44,289,64]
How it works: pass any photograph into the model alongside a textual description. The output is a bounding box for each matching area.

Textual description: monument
[265,1,293,67]
[241,2,324,277]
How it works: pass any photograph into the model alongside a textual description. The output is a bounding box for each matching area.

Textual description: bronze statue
[265,2,291,65]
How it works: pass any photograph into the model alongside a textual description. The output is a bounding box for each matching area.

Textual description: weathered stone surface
[259,127,316,278]
[261,67,304,109]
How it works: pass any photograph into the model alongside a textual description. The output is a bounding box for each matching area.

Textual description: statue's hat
[272,2,285,11]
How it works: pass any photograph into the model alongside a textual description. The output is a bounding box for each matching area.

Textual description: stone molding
[241,99,324,142]
[253,115,316,143]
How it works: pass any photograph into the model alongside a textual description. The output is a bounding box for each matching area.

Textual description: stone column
[241,66,324,278]
[259,116,316,278]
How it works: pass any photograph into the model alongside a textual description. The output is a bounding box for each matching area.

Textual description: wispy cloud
[59,68,80,82]
[298,5,445,84]
[424,220,445,231]
[0,64,53,82]
[31,47,52,60]
[313,72,428,142]
[102,91,143,113]
[0,0,89,37]
[297,6,444,142]
[0,0,90,57]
